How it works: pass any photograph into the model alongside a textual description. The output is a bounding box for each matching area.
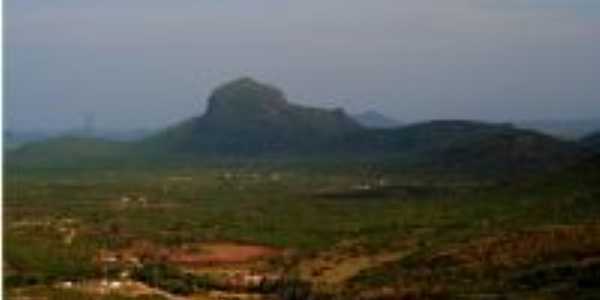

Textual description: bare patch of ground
[8,281,179,300]
[73,280,169,297]
[98,240,283,269]
[92,240,285,295]
[169,243,283,267]
[50,280,267,300]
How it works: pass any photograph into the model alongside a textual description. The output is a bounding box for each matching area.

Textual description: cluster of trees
[133,263,335,300]
[133,263,218,295]
[3,236,98,288]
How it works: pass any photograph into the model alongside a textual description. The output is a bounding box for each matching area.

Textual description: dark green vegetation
[132,263,319,299]
[581,131,600,153]
[343,155,600,299]
[133,263,218,295]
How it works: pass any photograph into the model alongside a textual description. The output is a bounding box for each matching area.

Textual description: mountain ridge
[6,77,587,174]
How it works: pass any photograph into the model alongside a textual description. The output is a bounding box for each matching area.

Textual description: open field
[4,161,600,299]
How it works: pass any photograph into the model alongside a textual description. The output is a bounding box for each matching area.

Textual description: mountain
[352,110,402,128]
[6,77,586,174]
[141,77,363,155]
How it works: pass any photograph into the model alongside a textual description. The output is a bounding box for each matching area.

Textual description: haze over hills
[352,111,403,128]
[10,136,128,167]
[515,119,600,140]
[3,128,154,151]
[3,130,54,151]
[7,77,589,174]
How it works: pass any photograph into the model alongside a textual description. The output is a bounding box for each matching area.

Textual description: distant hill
[581,132,600,153]
[516,119,600,139]
[6,137,129,168]
[3,128,155,151]
[352,111,402,128]
[334,120,582,173]
[3,130,54,150]
[6,77,586,174]
[67,129,155,142]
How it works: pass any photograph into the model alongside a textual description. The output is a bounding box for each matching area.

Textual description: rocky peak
[205,77,289,119]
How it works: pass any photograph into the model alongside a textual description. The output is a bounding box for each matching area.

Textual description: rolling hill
[581,132,600,153]
[333,120,582,173]
[6,136,130,168]
[516,119,600,139]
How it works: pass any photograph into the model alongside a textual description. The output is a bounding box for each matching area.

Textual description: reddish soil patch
[97,240,283,269]
[168,242,282,266]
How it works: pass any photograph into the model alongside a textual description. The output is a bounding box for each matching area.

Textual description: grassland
[4,159,600,299]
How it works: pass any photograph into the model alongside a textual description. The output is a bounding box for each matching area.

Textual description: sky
[5,0,600,131]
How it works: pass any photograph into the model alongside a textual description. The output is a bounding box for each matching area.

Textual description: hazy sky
[5,0,600,130]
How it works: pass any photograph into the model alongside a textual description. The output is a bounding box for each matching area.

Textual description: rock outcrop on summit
[142,77,363,155]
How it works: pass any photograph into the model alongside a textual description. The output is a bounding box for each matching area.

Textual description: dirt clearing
[169,242,283,266]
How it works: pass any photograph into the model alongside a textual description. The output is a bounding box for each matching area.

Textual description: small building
[109,281,122,289]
